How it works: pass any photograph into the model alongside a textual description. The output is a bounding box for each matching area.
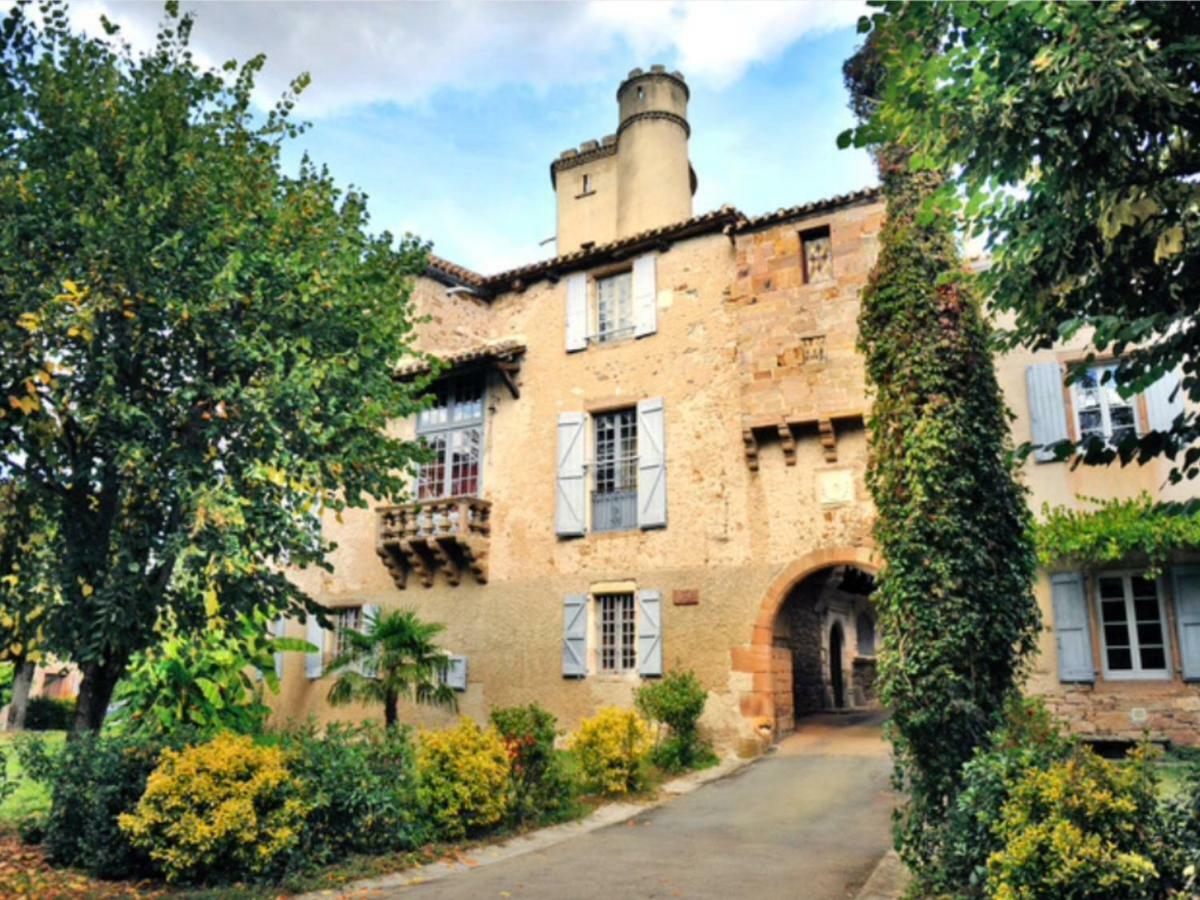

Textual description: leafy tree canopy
[844,2,1200,478]
[0,0,429,731]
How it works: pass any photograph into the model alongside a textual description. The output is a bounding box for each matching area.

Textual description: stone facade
[270,67,1199,751]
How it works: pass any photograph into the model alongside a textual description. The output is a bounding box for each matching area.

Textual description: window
[1073,363,1138,446]
[1097,573,1169,678]
[581,173,592,194]
[333,606,363,660]
[594,271,633,344]
[416,375,484,499]
[598,592,636,672]
[802,226,833,284]
[593,408,637,532]
[856,613,876,657]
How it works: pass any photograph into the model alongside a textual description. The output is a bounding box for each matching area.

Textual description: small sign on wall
[817,469,855,507]
[673,589,699,606]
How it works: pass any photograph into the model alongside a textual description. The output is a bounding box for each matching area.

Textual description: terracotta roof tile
[395,338,526,377]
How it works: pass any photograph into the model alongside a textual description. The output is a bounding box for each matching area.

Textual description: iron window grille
[592,408,637,532]
[1096,572,1169,678]
[1073,363,1138,447]
[598,592,636,673]
[416,375,484,500]
[593,271,634,344]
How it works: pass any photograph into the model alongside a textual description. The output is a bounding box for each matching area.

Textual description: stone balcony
[376,497,491,589]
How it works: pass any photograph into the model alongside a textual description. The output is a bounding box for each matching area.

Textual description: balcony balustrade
[376,497,490,589]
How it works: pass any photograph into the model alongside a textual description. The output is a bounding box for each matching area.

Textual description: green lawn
[0,731,62,828]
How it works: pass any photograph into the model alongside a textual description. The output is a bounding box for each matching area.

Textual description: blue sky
[70,2,876,273]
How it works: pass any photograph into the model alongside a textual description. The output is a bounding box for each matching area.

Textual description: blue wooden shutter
[1051,573,1095,682]
[637,590,663,677]
[636,397,667,529]
[305,614,325,680]
[1026,363,1069,462]
[1173,566,1200,681]
[272,617,287,680]
[556,412,587,536]
[563,594,588,677]
[445,655,469,691]
[566,273,587,352]
[1145,369,1185,434]
[633,253,657,338]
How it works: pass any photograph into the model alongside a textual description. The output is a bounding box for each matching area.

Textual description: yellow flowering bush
[987,748,1161,900]
[416,718,511,839]
[118,733,308,884]
[570,706,651,795]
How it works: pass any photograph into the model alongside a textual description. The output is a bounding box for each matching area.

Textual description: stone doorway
[770,564,879,734]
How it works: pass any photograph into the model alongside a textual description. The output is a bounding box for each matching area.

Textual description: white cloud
[64,0,864,116]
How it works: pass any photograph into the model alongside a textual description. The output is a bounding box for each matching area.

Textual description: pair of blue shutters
[1026,363,1185,462]
[562,590,662,678]
[1052,568,1200,682]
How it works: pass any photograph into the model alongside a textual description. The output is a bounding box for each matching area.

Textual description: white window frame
[416,374,486,500]
[589,407,638,533]
[1071,362,1140,446]
[591,270,634,345]
[1095,571,1172,681]
[595,592,637,674]
[333,606,363,661]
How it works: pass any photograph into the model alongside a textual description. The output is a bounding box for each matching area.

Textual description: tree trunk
[71,658,124,736]
[384,688,398,729]
[5,657,35,731]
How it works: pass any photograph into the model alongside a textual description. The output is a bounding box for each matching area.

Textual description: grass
[0,730,62,829]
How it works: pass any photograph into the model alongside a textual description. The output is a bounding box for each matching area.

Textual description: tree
[843,2,1200,479]
[108,609,313,738]
[0,1,429,732]
[327,609,457,729]
[0,481,57,730]
[845,28,1042,888]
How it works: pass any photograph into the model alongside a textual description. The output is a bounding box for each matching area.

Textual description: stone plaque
[673,589,700,606]
[817,469,854,507]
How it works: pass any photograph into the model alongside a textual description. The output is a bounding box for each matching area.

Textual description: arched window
[856,612,876,657]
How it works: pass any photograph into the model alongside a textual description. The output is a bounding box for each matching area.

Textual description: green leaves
[845,1,1200,479]
[0,0,429,727]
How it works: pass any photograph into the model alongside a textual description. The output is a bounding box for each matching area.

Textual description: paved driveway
[389,710,894,900]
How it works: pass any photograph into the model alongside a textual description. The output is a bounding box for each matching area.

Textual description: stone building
[271,66,1199,750]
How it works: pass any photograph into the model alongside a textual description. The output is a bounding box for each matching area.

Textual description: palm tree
[327,608,457,727]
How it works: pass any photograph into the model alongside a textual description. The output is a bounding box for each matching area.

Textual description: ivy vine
[1036,493,1200,576]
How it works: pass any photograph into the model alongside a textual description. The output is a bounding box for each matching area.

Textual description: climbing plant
[844,27,1042,890]
[1036,493,1200,576]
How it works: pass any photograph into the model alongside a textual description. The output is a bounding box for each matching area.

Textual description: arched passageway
[770,564,879,733]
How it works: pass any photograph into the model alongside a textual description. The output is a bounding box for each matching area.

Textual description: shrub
[490,703,575,824]
[416,718,510,840]
[937,698,1075,895]
[635,670,716,773]
[282,722,422,867]
[16,733,167,878]
[119,733,308,884]
[24,696,74,731]
[986,747,1165,900]
[570,707,651,795]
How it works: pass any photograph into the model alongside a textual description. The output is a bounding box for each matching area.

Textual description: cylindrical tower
[615,66,696,238]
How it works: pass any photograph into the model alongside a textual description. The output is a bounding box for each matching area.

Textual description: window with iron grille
[598,593,636,673]
[594,271,633,344]
[333,606,363,660]
[1096,573,1169,679]
[592,408,637,532]
[1073,363,1138,447]
[416,375,484,499]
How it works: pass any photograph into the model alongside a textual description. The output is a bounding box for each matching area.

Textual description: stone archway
[732,547,880,740]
